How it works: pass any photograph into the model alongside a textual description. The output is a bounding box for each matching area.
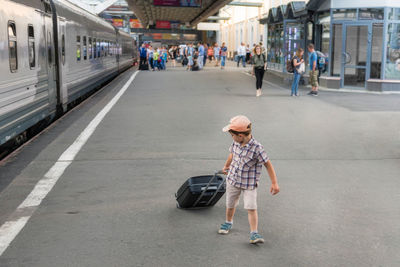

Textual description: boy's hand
[222,166,230,175]
[270,183,280,195]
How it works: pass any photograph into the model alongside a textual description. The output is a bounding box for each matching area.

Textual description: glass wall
[371,23,383,79]
[285,23,304,62]
[267,24,284,68]
[385,21,400,79]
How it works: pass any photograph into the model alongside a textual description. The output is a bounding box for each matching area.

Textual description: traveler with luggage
[219,115,279,244]
[139,44,148,70]
[307,44,319,96]
[291,48,305,96]
[251,45,267,97]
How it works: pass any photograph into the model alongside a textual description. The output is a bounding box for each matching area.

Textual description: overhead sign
[153,0,201,7]
[130,19,143,29]
[156,20,171,29]
[197,22,220,31]
[112,18,124,27]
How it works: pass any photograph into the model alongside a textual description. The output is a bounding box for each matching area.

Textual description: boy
[219,115,280,244]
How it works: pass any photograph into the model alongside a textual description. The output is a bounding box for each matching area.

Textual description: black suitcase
[140,62,149,70]
[176,171,226,209]
[191,65,199,71]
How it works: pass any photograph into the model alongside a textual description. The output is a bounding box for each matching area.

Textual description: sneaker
[218,222,232,234]
[295,93,299,97]
[312,91,318,96]
[307,91,313,95]
[250,233,265,244]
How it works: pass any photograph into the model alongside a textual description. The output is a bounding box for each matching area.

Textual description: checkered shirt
[227,138,269,190]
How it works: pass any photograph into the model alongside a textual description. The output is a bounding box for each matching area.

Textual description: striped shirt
[227,138,269,190]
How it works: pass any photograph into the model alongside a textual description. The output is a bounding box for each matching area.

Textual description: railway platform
[0,65,400,267]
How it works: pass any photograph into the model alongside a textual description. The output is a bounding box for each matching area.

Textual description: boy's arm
[222,153,233,174]
[264,160,280,195]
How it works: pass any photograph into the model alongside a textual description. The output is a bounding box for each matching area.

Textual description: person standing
[197,42,205,69]
[203,43,208,67]
[307,44,319,96]
[213,43,220,67]
[237,42,246,67]
[147,45,154,71]
[208,45,214,63]
[246,44,251,64]
[251,45,267,97]
[139,43,147,70]
[291,48,304,96]
[220,42,227,69]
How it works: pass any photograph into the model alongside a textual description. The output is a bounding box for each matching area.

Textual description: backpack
[286,57,294,73]
[316,51,327,72]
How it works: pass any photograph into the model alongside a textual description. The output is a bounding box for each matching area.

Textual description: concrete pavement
[0,65,399,266]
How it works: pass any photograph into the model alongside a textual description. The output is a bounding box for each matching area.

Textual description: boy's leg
[244,188,264,243]
[226,207,236,222]
[247,209,258,232]
[219,183,240,234]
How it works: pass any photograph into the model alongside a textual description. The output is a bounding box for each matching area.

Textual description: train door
[44,15,57,112]
[58,18,68,111]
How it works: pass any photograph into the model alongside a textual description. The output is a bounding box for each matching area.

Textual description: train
[0,0,137,152]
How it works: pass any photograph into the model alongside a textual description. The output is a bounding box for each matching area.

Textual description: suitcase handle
[192,170,226,208]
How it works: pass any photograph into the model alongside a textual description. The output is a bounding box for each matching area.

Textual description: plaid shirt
[227,138,269,190]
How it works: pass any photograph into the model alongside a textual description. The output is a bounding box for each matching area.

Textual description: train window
[47,32,52,64]
[76,36,81,61]
[83,36,87,60]
[28,25,35,69]
[61,34,65,65]
[93,38,96,58]
[8,21,17,72]
[88,37,92,59]
[44,1,52,14]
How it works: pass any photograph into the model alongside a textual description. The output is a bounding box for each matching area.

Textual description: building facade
[260,0,400,91]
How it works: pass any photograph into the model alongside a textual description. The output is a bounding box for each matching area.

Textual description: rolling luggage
[176,171,226,209]
[140,62,149,70]
[191,65,199,71]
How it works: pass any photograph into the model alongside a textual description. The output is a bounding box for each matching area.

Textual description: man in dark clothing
[139,44,148,69]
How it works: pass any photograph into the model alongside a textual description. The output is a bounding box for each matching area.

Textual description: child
[153,49,159,70]
[219,115,280,244]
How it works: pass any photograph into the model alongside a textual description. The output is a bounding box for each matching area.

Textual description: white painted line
[0,71,139,256]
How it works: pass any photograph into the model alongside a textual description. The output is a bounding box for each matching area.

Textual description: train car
[0,0,134,151]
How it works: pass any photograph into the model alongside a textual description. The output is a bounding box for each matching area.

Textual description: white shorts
[226,182,257,210]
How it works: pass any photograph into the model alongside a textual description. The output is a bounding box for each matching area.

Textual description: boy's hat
[222,115,251,132]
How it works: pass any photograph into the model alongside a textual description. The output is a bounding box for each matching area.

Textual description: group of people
[139,44,170,71]
[178,42,229,70]
[289,43,319,97]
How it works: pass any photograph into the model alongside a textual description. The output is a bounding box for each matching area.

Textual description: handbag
[299,62,305,74]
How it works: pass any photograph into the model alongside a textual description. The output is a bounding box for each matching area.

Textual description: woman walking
[291,48,304,96]
[251,45,267,97]
[220,42,227,69]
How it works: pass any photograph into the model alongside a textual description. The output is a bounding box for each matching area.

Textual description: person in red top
[207,46,214,63]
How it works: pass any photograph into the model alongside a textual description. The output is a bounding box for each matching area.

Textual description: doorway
[340,23,372,88]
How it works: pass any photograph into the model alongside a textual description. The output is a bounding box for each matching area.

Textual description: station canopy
[76,0,234,27]
[125,0,234,27]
